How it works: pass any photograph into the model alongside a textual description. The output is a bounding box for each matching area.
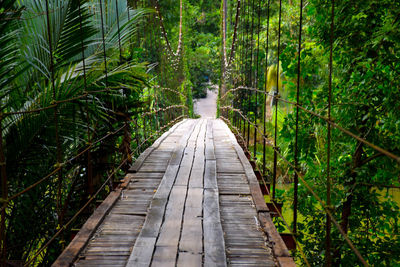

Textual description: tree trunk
[333,142,363,265]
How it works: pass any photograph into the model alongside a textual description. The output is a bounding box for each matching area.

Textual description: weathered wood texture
[54,119,193,267]
[213,120,277,267]
[55,119,293,267]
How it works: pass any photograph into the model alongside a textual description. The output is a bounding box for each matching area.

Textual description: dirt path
[193,86,218,119]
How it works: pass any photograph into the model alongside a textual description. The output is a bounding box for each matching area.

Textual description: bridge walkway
[54,118,293,267]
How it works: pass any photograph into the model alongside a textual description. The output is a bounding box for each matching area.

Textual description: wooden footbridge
[54,119,294,266]
[2,0,399,265]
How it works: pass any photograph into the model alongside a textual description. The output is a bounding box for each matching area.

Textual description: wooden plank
[151,246,177,267]
[138,162,169,173]
[204,160,217,190]
[189,164,205,188]
[218,120,268,212]
[152,165,180,200]
[75,259,127,266]
[258,212,291,257]
[138,198,167,238]
[128,119,188,173]
[189,120,206,188]
[179,188,203,254]
[125,237,157,267]
[214,120,292,260]
[156,186,187,247]
[174,147,195,186]
[184,188,203,209]
[152,121,205,265]
[277,256,296,267]
[178,218,202,253]
[127,172,164,180]
[216,161,245,173]
[127,120,198,267]
[169,121,197,165]
[204,188,227,267]
[205,120,216,160]
[177,252,202,267]
[189,165,204,188]
[52,190,121,266]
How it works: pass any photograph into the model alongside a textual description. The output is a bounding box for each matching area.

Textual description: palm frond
[0,0,23,106]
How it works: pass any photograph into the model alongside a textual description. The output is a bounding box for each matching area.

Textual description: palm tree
[1,0,151,264]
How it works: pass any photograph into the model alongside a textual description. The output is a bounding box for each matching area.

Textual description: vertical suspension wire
[116,0,122,62]
[98,0,115,189]
[326,0,335,265]
[236,0,242,129]
[293,0,304,238]
[247,0,255,150]
[222,0,227,85]
[0,117,7,267]
[45,0,63,226]
[233,0,239,126]
[228,0,241,68]
[238,0,246,131]
[127,0,130,21]
[253,0,261,158]
[235,0,246,132]
[77,0,93,196]
[116,0,131,171]
[151,10,161,130]
[272,0,282,200]
[239,0,246,134]
[245,0,251,143]
[99,0,108,87]
[155,10,165,128]
[142,0,147,59]
[262,0,271,177]
[237,0,242,128]
[243,0,250,147]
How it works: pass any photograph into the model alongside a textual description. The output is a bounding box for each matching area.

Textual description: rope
[1,100,186,210]
[23,114,187,266]
[227,0,241,67]
[220,115,311,267]
[154,0,183,58]
[220,86,400,163]
[1,1,189,265]
[219,111,369,265]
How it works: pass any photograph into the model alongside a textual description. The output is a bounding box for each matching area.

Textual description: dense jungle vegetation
[1,0,400,266]
[221,0,400,266]
[0,0,199,265]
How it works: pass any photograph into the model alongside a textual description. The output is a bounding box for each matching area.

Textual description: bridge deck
[54,119,293,267]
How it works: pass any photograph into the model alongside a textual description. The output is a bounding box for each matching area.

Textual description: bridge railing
[0,0,188,265]
[220,0,399,266]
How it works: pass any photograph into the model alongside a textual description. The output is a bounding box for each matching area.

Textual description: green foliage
[184,0,221,99]
[0,0,191,265]
[225,0,400,265]
[276,0,400,265]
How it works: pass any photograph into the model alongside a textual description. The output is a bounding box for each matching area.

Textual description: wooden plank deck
[54,118,294,267]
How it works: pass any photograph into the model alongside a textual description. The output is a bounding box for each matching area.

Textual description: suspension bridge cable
[272,0,282,201]
[227,0,241,67]
[220,106,369,266]
[219,115,311,267]
[293,0,304,238]
[325,0,335,265]
[263,0,271,177]
[253,0,261,158]
[221,86,400,164]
